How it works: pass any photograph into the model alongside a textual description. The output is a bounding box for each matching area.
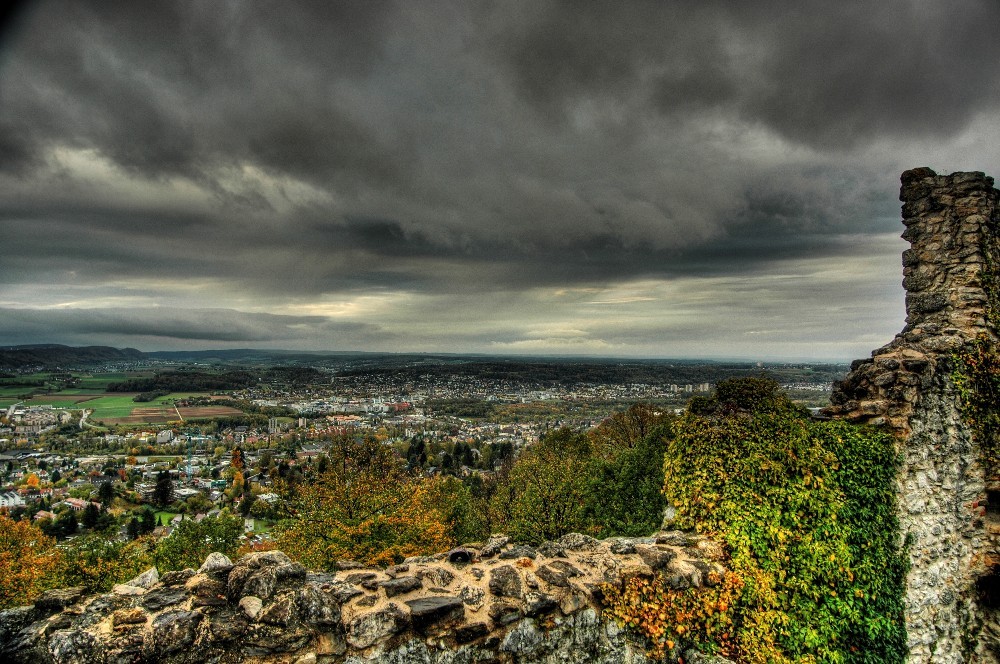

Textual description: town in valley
[0,344,843,547]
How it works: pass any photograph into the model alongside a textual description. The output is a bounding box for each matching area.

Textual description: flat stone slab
[405,596,464,632]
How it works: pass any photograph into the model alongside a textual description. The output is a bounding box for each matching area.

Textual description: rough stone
[826,168,1000,663]
[479,534,510,558]
[158,569,195,586]
[379,575,422,597]
[488,602,523,626]
[112,607,147,627]
[416,566,455,588]
[239,595,263,620]
[524,592,559,617]
[325,580,363,604]
[144,610,203,657]
[226,550,306,603]
[198,551,233,575]
[499,544,537,560]
[34,587,87,614]
[346,603,409,649]
[295,584,341,627]
[488,564,523,599]
[405,596,464,632]
[126,567,160,589]
[141,586,188,612]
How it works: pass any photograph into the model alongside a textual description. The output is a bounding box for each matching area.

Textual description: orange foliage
[25,473,40,488]
[274,435,455,569]
[603,570,744,661]
[0,514,64,608]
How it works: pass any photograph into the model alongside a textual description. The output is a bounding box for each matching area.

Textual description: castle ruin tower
[826,168,1000,661]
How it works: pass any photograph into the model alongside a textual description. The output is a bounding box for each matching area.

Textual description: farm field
[6,388,246,425]
[22,395,98,409]
[84,393,244,424]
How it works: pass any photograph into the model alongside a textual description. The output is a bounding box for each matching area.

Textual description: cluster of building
[2,403,74,437]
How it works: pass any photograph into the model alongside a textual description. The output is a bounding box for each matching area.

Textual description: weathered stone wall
[0,532,732,664]
[826,167,1000,662]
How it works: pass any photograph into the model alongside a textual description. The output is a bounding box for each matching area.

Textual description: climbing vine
[604,570,744,660]
[603,379,907,663]
[952,334,1000,477]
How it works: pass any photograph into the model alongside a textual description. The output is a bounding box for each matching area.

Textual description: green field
[85,392,213,422]
[21,396,94,409]
[84,395,147,418]
[3,387,233,425]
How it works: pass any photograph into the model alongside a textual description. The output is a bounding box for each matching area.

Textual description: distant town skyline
[2,1,999,361]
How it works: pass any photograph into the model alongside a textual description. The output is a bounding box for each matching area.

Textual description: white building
[0,491,25,508]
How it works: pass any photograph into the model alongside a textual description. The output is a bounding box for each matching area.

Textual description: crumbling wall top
[824,168,1000,432]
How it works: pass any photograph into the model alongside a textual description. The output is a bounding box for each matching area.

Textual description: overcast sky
[1,1,998,360]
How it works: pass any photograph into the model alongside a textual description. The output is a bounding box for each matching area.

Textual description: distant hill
[0,344,144,370]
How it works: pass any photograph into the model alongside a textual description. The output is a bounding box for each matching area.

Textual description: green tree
[54,510,78,539]
[491,429,593,544]
[152,512,243,572]
[584,429,670,537]
[126,517,140,541]
[139,507,157,534]
[644,384,906,662]
[153,470,173,506]
[61,533,153,593]
[97,480,115,506]
[81,502,100,529]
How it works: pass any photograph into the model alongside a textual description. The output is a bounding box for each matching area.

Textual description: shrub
[605,387,907,662]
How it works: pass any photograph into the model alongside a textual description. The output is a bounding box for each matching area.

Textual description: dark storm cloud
[497,0,1000,148]
[0,0,996,356]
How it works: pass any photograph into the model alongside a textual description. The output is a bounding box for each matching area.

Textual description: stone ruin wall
[825,167,1000,662]
[0,532,733,664]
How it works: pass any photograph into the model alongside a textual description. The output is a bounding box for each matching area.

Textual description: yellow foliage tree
[231,470,244,495]
[0,514,64,609]
[275,435,453,568]
[60,533,155,593]
[25,473,40,489]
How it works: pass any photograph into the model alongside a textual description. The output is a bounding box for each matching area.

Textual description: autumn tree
[0,514,64,609]
[231,470,245,496]
[231,446,244,470]
[274,435,452,568]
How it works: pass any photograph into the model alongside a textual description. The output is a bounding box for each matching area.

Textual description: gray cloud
[0,307,390,347]
[0,0,996,358]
